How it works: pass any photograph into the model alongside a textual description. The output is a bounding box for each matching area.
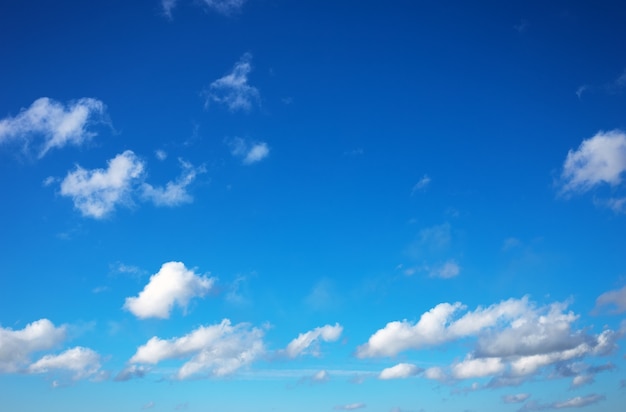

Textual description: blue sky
[1,1,626,411]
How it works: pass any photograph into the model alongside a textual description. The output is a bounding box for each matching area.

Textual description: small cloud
[141,160,205,206]
[594,285,626,314]
[334,403,366,411]
[0,97,108,158]
[227,137,269,165]
[28,346,102,381]
[502,393,530,404]
[124,261,215,319]
[206,53,259,112]
[282,323,343,358]
[429,260,460,279]
[576,85,589,99]
[502,237,522,251]
[92,286,110,294]
[155,149,167,161]
[379,363,422,380]
[142,401,155,410]
[201,0,247,16]
[42,176,57,187]
[411,175,431,193]
[114,365,149,382]
[514,19,529,33]
[161,0,177,19]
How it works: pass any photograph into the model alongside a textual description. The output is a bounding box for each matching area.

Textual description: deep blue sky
[1,1,626,411]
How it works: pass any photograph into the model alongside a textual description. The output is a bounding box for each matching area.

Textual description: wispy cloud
[411,174,431,193]
[201,0,247,15]
[124,261,215,319]
[206,53,259,111]
[502,393,530,404]
[282,323,343,358]
[334,403,366,411]
[594,285,626,314]
[0,97,107,158]
[519,394,605,411]
[161,0,178,19]
[428,259,460,279]
[227,137,269,164]
[141,160,205,206]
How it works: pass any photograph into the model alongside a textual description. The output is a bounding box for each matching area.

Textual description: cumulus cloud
[130,319,265,379]
[206,53,259,111]
[0,319,66,373]
[28,347,102,380]
[60,150,145,218]
[594,285,626,313]
[334,403,366,410]
[378,363,422,380]
[559,130,626,195]
[59,151,203,218]
[124,261,215,319]
[452,357,505,379]
[227,137,269,165]
[141,160,205,206]
[283,323,343,358]
[357,297,528,358]
[0,97,107,158]
[502,393,530,404]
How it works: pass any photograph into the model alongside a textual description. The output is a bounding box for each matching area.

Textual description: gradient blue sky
[1,1,626,411]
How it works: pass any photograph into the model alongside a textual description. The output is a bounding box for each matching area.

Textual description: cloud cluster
[59,151,204,218]
[206,53,259,112]
[0,319,66,373]
[28,347,102,381]
[124,261,215,319]
[0,97,107,158]
[284,323,343,358]
[129,319,265,379]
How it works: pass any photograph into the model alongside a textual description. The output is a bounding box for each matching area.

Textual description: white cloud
[60,150,145,218]
[502,393,530,404]
[571,374,594,388]
[130,319,265,379]
[378,363,421,380]
[560,130,626,194]
[357,297,528,358]
[423,366,447,381]
[124,261,215,319]
[206,53,259,111]
[0,97,107,158]
[334,403,366,411]
[553,394,604,409]
[228,137,269,165]
[311,369,330,383]
[155,149,167,160]
[161,0,177,18]
[429,260,460,279]
[201,0,246,15]
[595,285,626,313]
[28,346,101,380]
[451,357,505,379]
[284,323,343,358]
[141,160,205,206]
[411,174,431,193]
[142,401,155,410]
[114,364,149,381]
[0,319,66,373]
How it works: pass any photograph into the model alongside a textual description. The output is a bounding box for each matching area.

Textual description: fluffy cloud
[378,363,421,380]
[0,97,107,157]
[59,151,204,218]
[227,137,269,165]
[124,261,215,319]
[595,285,626,313]
[130,319,265,379]
[28,347,102,380]
[283,323,343,358]
[452,357,505,379]
[206,53,259,111]
[560,130,626,194]
[0,319,66,373]
[357,297,528,357]
[60,150,145,218]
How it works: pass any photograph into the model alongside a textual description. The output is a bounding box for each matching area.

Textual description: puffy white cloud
[28,346,102,380]
[560,130,626,194]
[60,150,145,218]
[452,357,505,379]
[228,137,269,165]
[334,403,366,411]
[130,319,265,379]
[595,285,626,313]
[357,297,528,358]
[141,160,205,206]
[0,319,66,373]
[0,97,107,157]
[283,323,343,358]
[206,53,259,111]
[502,393,530,404]
[423,366,447,381]
[378,363,421,380]
[124,261,215,319]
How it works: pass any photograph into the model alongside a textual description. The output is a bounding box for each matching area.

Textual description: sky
[1,0,626,411]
